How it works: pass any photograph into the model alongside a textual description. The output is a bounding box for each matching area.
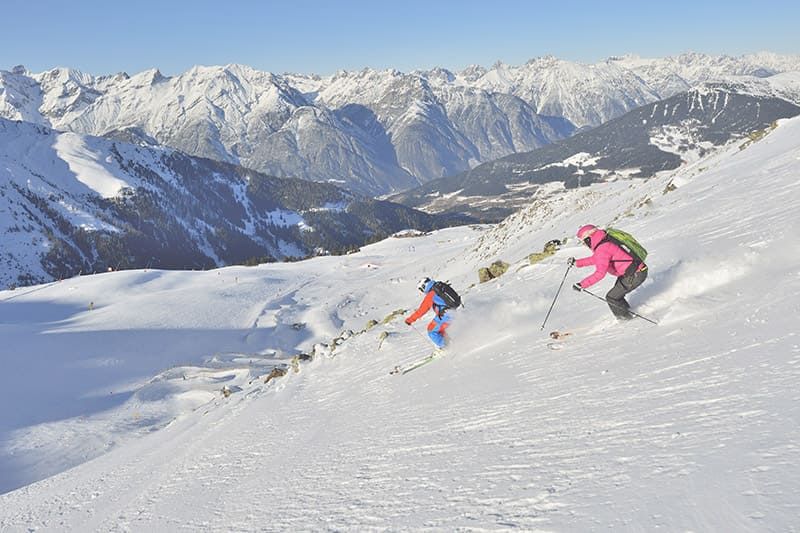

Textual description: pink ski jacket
[575,229,643,288]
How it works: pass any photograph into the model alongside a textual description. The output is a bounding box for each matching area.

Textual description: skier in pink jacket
[569,224,648,320]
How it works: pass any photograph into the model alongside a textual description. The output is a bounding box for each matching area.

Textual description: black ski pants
[606,266,648,319]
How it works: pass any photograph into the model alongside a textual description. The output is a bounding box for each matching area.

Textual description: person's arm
[406,291,434,324]
[579,247,612,288]
[575,256,593,268]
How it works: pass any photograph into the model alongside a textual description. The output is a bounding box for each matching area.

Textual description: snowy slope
[1,115,799,530]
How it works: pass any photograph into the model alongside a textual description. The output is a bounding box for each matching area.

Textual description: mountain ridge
[4,51,798,195]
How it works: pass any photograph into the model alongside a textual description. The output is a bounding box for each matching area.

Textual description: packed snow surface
[1,117,799,530]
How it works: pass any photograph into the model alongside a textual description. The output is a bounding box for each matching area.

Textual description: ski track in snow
[2,118,800,530]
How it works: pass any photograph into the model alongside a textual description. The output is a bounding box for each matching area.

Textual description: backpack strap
[430,288,448,316]
[599,235,643,269]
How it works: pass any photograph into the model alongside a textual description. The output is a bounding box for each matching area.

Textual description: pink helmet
[577,224,597,240]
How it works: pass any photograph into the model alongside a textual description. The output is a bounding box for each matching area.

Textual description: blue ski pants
[427,312,452,348]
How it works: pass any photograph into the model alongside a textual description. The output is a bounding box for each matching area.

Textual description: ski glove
[405,318,413,325]
[572,282,583,292]
[567,257,576,266]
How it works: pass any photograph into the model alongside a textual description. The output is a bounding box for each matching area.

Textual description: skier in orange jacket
[405,278,452,348]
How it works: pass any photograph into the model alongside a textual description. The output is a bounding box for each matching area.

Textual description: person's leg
[427,318,445,347]
[427,314,451,348]
[606,269,647,319]
[606,277,632,318]
[438,316,451,345]
[629,269,647,291]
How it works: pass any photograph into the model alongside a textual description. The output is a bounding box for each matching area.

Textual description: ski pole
[540,263,572,331]
[580,288,659,325]
[409,322,430,342]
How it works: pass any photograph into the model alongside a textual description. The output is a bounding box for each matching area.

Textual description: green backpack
[602,228,648,264]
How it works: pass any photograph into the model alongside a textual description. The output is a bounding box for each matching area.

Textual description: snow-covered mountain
[392,82,800,219]
[1,110,798,529]
[311,68,574,180]
[610,51,800,96]
[0,65,572,195]
[463,51,800,128]
[465,56,661,129]
[4,52,798,195]
[0,65,424,196]
[0,118,463,288]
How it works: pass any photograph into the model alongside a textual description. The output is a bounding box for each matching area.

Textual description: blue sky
[2,0,798,76]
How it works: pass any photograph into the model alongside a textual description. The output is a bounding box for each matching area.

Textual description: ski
[390,349,446,375]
